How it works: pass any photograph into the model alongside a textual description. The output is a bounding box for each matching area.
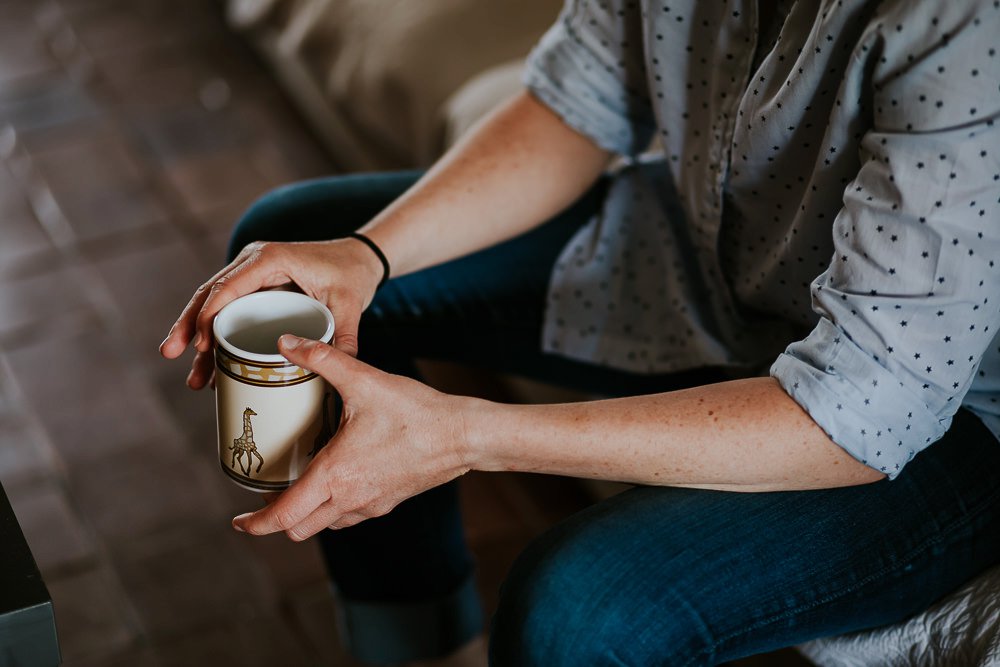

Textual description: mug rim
[212,291,335,363]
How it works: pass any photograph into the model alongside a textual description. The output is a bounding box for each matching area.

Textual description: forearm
[462,377,885,492]
[359,90,612,277]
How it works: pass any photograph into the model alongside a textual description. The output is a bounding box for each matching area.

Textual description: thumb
[278,334,364,392]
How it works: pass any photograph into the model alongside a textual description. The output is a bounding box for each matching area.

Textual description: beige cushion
[228,0,562,170]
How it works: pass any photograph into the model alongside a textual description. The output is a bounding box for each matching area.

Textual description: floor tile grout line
[0,4,333,662]
[18,1,229,281]
[0,350,152,649]
[3,158,128,337]
[0,6,213,424]
[50,3,265,264]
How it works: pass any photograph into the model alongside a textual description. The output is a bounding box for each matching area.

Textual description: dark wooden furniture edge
[0,481,60,666]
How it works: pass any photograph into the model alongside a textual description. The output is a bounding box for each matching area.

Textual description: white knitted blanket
[800,564,1000,666]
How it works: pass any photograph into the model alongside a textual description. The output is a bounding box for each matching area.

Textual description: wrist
[347,232,390,286]
[343,236,388,296]
[452,395,506,473]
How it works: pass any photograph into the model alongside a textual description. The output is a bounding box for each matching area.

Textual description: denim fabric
[231,172,1000,666]
[491,408,1000,666]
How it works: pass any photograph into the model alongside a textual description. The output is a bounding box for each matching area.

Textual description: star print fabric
[525,0,1000,478]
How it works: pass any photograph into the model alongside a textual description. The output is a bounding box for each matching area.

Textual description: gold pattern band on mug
[215,345,317,388]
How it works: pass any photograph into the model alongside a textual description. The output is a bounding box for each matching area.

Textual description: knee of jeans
[488,516,716,666]
[489,529,628,666]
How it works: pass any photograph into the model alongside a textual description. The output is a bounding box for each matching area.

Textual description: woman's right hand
[158,238,385,389]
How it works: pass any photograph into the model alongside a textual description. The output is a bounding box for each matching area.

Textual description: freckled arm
[461,377,884,491]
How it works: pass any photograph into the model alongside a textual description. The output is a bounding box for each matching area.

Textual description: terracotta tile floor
[0,1,808,665]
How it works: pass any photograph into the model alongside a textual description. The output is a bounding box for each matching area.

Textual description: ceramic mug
[212,291,336,492]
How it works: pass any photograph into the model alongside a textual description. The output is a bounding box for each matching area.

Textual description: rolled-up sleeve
[523,0,655,157]
[771,3,1000,479]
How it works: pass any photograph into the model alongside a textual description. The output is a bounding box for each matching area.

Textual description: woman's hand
[232,335,474,541]
[159,238,385,388]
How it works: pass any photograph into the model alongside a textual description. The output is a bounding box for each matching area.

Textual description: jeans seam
[675,590,717,665]
[610,579,718,667]
[678,484,1000,667]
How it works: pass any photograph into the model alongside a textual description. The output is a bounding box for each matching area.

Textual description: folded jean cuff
[337,573,483,665]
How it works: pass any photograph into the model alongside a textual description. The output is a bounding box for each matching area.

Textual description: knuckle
[243,522,266,536]
[367,502,393,519]
[272,507,297,531]
[253,241,284,262]
[285,528,309,542]
[305,341,333,365]
[211,275,232,293]
[203,280,234,307]
[246,240,269,255]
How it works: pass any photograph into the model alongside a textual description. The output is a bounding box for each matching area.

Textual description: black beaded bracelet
[348,232,391,288]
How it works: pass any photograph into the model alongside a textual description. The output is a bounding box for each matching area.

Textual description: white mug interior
[213,291,335,361]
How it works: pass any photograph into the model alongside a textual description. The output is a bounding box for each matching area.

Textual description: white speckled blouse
[525,0,1000,477]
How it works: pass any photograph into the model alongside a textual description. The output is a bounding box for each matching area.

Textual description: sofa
[226,0,561,171]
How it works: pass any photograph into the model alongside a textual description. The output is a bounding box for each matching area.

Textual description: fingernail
[193,332,203,348]
[232,513,251,532]
[280,334,302,350]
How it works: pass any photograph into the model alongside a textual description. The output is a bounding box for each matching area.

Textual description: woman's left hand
[232,334,474,541]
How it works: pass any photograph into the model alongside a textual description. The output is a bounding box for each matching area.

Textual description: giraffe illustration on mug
[231,407,264,476]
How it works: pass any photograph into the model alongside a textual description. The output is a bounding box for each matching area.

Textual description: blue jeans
[231,172,1000,666]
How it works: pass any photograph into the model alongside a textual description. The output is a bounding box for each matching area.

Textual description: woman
[161,1,1000,664]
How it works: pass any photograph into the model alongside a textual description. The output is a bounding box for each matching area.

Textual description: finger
[283,498,343,541]
[160,278,219,359]
[160,257,246,359]
[186,348,216,390]
[329,512,369,530]
[232,471,328,537]
[277,335,367,395]
[287,506,370,541]
[192,255,290,354]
